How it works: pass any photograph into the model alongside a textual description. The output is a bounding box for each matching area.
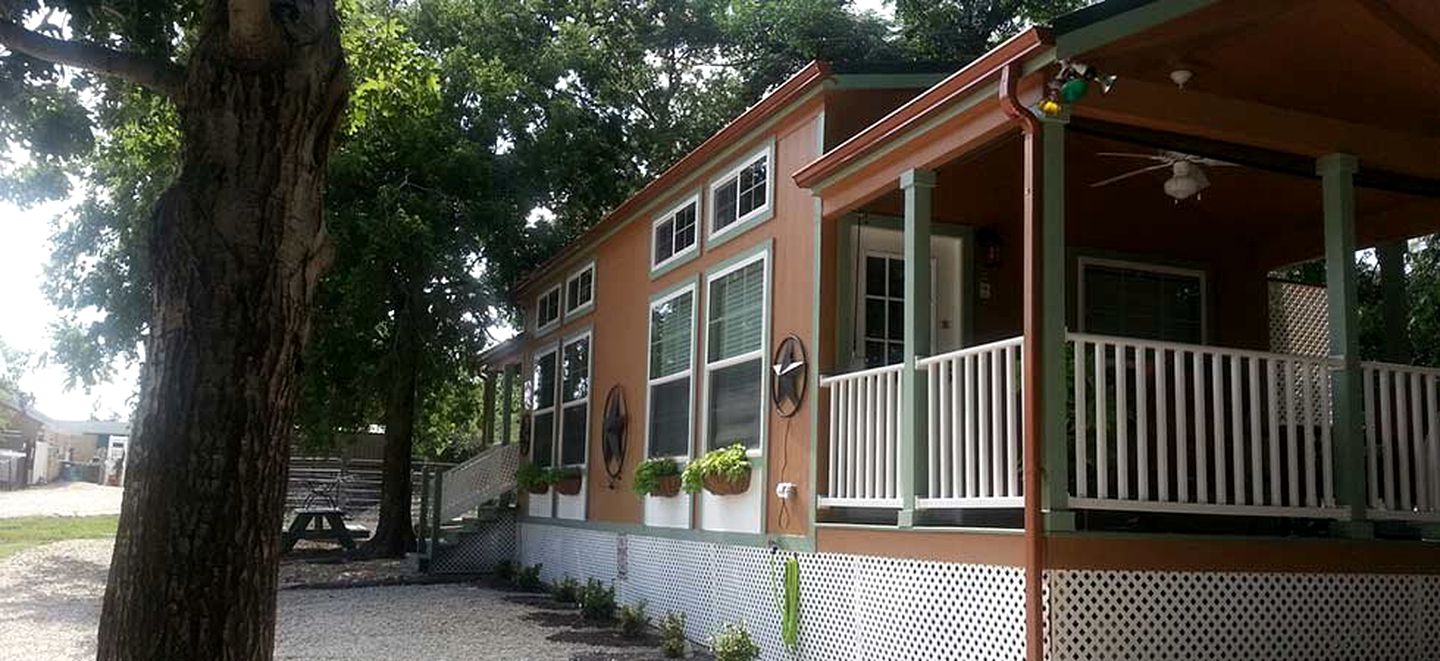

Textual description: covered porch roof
[795,0,1440,217]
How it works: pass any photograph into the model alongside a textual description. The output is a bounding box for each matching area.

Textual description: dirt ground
[0,482,124,519]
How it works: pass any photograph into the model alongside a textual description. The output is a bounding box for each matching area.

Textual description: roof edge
[792,28,1052,191]
[512,60,833,297]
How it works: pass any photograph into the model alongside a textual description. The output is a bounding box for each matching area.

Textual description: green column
[1039,115,1073,529]
[501,364,516,445]
[899,168,935,528]
[1376,240,1410,364]
[482,370,497,446]
[1319,153,1370,536]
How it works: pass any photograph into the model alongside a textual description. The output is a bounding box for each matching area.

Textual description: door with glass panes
[860,251,939,368]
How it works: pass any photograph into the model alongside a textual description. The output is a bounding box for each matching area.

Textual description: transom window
[565,262,595,317]
[705,251,767,451]
[536,286,561,332]
[653,196,699,270]
[710,146,772,239]
[1080,259,1205,344]
[648,286,695,459]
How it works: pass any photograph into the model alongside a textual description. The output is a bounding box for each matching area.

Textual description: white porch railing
[917,337,1024,508]
[1068,333,1344,518]
[435,443,520,523]
[1363,361,1440,521]
[820,363,904,507]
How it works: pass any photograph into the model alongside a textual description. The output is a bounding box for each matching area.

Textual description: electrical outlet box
[775,482,797,500]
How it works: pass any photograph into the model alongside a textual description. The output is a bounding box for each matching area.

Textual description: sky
[0,0,896,422]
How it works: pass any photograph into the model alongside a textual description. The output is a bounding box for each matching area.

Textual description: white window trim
[707,142,775,244]
[558,329,593,468]
[529,344,561,468]
[535,284,562,336]
[564,261,596,320]
[645,282,698,461]
[651,193,702,274]
[700,246,771,458]
[1076,256,1209,344]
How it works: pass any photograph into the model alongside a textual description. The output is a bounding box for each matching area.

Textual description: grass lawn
[0,515,119,561]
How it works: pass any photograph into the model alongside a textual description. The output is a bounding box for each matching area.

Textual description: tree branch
[0,19,183,95]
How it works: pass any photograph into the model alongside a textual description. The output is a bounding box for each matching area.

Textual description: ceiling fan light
[1163,172,1208,200]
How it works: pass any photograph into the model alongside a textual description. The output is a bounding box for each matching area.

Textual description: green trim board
[519,516,815,552]
[1040,117,1071,522]
[810,196,824,539]
[899,168,936,528]
[1055,0,1217,59]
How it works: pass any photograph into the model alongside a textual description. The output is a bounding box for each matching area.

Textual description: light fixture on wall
[1040,61,1117,117]
[977,227,1003,268]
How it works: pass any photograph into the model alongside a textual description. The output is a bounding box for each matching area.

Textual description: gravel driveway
[0,539,637,660]
[0,483,124,519]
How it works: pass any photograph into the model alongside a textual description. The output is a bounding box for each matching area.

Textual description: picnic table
[283,508,371,553]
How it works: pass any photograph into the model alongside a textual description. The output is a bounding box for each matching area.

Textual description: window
[709,145,772,240]
[862,254,906,368]
[652,196,699,270]
[704,252,767,451]
[530,347,559,467]
[648,286,695,459]
[565,262,595,317]
[558,333,591,466]
[1080,259,1205,344]
[536,285,561,333]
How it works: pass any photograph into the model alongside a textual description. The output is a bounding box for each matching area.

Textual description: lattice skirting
[430,513,517,574]
[518,523,1027,661]
[1046,569,1440,661]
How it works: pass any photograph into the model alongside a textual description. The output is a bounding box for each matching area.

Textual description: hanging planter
[516,463,551,495]
[682,444,753,496]
[553,467,584,495]
[633,457,683,498]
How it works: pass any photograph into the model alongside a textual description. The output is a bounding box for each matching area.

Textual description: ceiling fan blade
[1193,159,1239,167]
[1096,152,1174,162]
[1090,162,1174,187]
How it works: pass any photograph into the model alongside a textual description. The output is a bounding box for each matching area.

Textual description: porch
[804,2,1440,536]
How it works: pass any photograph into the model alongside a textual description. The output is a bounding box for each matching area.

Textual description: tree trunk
[364,286,420,558]
[96,5,347,660]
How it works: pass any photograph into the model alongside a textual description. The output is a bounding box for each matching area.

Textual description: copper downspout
[998,62,1045,661]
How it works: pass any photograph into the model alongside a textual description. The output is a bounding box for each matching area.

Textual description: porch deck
[820,333,1440,526]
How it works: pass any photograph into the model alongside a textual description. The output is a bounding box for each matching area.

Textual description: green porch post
[1039,115,1072,529]
[501,364,516,445]
[482,370,497,446]
[899,169,935,528]
[1319,153,1371,536]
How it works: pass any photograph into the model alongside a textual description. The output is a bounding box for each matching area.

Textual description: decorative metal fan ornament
[771,335,808,418]
[601,385,627,479]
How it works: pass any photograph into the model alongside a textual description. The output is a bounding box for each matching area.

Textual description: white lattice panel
[431,514,517,574]
[1047,569,1440,661]
[519,523,1027,661]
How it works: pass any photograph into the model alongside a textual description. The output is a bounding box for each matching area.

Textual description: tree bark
[96,4,347,660]
[364,284,420,558]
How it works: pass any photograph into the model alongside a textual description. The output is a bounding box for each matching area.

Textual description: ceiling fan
[1091,150,1238,200]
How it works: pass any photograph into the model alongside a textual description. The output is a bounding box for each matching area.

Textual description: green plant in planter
[551,576,580,604]
[709,621,761,661]
[579,578,616,621]
[618,600,650,638]
[516,463,553,493]
[659,611,687,658]
[632,457,683,496]
[681,443,752,495]
[552,466,584,495]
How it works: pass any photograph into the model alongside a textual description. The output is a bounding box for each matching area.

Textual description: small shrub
[493,560,515,581]
[681,443,751,494]
[516,463,553,492]
[516,563,544,592]
[618,600,650,639]
[552,576,580,603]
[579,578,616,621]
[659,611,687,658]
[709,622,760,661]
[632,457,682,496]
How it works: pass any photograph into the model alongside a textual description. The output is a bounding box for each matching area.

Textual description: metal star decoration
[601,385,627,479]
[770,336,808,418]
